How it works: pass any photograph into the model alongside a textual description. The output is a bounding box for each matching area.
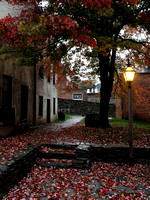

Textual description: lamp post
[123,59,135,164]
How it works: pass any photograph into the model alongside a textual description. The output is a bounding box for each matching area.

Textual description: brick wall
[57,82,88,101]
[116,99,123,119]
[116,73,150,123]
[57,80,98,102]
[133,73,150,122]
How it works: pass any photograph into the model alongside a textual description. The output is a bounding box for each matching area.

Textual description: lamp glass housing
[123,67,135,82]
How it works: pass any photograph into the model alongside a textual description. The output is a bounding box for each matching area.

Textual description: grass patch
[54,114,150,128]
[110,118,150,128]
[79,116,150,128]
[79,117,85,124]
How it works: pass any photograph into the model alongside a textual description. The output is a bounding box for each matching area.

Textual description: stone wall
[0,144,38,199]
[58,98,116,117]
[91,145,150,164]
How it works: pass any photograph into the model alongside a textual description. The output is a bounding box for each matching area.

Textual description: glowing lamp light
[123,66,135,82]
[123,59,136,164]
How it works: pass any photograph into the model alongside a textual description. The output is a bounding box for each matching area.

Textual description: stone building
[0,60,58,125]
[0,1,58,135]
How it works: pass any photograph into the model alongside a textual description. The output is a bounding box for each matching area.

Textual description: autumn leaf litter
[1,123,150,199]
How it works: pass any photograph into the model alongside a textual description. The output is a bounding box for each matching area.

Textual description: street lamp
[123,59,135,164]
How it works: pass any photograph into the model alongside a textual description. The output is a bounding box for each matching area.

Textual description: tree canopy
[0,0,149,127]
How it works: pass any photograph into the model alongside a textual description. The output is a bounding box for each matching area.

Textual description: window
[21,85,28,121]
[39,96,43,117]
[39,67,44,80]
[73,93,83,100]
[2,75,12,107]
[47,99,50,123]
[53,71,55,85]
[47,76,51,83]
[53,98,56,115]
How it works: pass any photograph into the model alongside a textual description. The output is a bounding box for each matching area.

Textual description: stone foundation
[0,144,38,199]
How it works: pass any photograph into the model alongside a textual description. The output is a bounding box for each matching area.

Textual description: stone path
[44,115,85,132]
[0,116,85,138]
[54,115,85,128]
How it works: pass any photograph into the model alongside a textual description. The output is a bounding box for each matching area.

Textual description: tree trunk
[98,52,115,128]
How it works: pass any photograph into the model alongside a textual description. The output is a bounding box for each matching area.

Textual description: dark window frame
[53,72,55,85]
[72,93,83,100]
[47,76,51,83]
[39,96,43,117]
[53,98,56,115]
[39,67,44,80]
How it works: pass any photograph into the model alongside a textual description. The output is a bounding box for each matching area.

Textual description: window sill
[39,77,44,81]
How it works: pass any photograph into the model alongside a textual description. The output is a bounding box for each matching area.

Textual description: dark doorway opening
[2,75,12,108]
[21,85,28,122]
[47,99,50,123]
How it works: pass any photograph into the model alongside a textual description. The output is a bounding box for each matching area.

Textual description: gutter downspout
[33,59,36,126]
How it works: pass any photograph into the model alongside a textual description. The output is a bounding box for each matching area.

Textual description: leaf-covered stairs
[36,143,92,169]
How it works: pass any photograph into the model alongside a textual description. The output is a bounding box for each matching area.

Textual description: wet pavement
[53,116,85,128]
[46,116,85,132]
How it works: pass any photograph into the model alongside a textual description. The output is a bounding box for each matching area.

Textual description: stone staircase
[36,143,92,169]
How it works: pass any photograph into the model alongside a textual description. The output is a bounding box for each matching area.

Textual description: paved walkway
[54,116,85,128]
[46,115,85,132]
[0,116,85,138]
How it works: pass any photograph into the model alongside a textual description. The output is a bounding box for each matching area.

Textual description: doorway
[47,99,50,123]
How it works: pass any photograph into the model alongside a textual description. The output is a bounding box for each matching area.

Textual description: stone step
[72,159,92,169]
[36,158,91,169]
[37,143,92,169]
[39,152,76,159]
[39,143,77,150]
[36,161,73,169]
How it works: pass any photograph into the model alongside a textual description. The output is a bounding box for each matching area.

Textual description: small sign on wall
[73,93,83,100]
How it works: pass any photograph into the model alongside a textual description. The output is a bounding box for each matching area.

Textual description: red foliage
[0,0,37,6]
[113,73,150,105]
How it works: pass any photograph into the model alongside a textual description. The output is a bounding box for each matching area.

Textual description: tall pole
[128,82,133,164]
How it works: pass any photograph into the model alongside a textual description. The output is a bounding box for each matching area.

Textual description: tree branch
[118,35,149,47]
